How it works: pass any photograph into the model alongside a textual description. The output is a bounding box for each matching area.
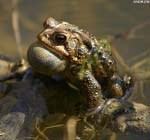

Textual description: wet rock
[0,112,25,140]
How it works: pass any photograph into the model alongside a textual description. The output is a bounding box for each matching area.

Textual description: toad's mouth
[37,29,70,59]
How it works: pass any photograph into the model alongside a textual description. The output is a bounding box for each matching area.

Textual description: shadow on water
[0,0,149,140]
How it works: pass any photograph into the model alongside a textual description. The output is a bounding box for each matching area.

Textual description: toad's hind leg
[81,70,105,115]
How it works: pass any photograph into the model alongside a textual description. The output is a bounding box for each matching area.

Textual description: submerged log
[112,102,150,135]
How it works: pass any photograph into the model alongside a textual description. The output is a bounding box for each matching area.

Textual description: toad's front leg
[81,70,105,115]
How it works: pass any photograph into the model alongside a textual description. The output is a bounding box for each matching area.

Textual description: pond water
[0,0,149,139]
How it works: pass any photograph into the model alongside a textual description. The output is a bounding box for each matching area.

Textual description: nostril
[45,34,50,38]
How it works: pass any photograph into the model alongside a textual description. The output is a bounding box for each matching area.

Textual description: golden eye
[53,33,67,44]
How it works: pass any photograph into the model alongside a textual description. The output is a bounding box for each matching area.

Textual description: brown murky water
[0,0,149,139]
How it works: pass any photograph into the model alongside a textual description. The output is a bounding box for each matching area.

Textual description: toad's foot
[86,98,126,127]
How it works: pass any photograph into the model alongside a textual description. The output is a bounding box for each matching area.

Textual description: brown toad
[27,17,133,114]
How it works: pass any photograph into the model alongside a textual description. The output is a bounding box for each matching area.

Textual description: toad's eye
[53,33,67,44]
